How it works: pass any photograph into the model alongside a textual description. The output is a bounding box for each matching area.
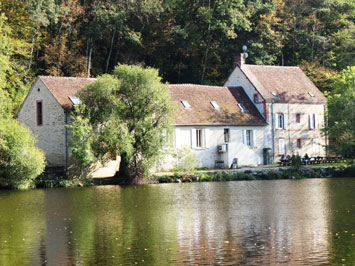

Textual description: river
[0,178,354,265]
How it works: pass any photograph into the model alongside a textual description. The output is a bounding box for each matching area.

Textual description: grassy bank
[1,165,354,190]
[156,166,355,183]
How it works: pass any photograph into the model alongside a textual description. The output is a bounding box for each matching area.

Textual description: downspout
[271,100,275,162]
[64,111,69,173]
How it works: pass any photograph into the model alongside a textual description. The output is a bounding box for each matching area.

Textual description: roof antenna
[242,45,248,61]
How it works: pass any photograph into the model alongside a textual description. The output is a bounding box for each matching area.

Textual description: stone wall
[169,125,265,169]
[18,79,66,166]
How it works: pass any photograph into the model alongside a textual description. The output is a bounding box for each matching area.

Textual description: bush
[173,147,197,176]
[0,118,45,189]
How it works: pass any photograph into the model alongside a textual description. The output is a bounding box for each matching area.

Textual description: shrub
[0,118,45,189]
[173,147,197,176]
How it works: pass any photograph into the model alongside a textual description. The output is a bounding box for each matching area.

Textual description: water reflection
[0,178,354,265]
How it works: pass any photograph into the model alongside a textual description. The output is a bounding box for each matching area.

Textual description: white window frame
[278,138,285,155]
[191,128,206,149]
[181,100,191,109]
[210,101,220,110]
[224,128,230,143]
[313,138,319,154]
[276,113,283,129]
[309,114,317,129]
[243,129,255,147]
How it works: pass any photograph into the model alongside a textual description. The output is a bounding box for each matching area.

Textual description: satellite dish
[242,45,247,52]
[244,52,248,59]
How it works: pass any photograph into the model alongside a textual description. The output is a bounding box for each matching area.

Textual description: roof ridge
[39,75,97,80]
[243,64,300,69]
[169,83,226,88]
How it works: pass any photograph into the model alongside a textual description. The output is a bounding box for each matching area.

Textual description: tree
[69,64,174,183]
[325,66,355,162]
[0,118,46,189]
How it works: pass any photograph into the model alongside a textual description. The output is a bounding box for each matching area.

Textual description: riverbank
[155,165,355,183]
[1,165,354,190]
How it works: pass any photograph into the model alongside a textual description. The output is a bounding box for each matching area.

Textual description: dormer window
[238,103,248,113]
[308,92,315,97]
[254,93,260,103]
[181,100,191,109]
[210,101,219,110]
[69,96,81,106]
[271,91,277,97]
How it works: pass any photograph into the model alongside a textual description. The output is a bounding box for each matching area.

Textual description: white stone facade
[18,79,66,167]
[174,125,265,168]
[18,78,119,177]
[224,65,327,161]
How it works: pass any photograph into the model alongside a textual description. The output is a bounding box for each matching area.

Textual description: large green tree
[69,64,174,183]
[325,66,355,162]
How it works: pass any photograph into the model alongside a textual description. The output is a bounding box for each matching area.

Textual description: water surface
[0,178,354,265]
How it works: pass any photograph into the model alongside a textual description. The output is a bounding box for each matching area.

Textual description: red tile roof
[168,84,266,125]
[37,77,266,125]
[239,65,326,102]
[39,76,96,110]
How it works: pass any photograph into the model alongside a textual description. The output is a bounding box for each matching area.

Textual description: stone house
[167,84,267,169]
[18,59,327,173]
[224,54,327,161]
[17,76,120,177]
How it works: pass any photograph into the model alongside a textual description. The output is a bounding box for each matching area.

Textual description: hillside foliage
[0,0,354,113]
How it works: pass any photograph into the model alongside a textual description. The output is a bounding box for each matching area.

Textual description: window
[243,130,255,147]
[276,114,284,129]
[224,128,230,142]
[296,113,301,123]
[271,91,277,97]
[313,138,319,154]
[297,139,302,148]
[69,96,81,106]
[36,101,43,126]
[246,130,252,146]
[309,114,317,129]
[196,129,203,147]
[238,103,248,113]
[278,138,285,155]
[254,93,260,103]
[308,92,315,97]
[181,100,191,109]
[210,101,220,110]
[275,113,288,129]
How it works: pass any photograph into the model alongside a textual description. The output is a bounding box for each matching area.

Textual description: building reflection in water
[0,179,340,266]
[173,180,331,265]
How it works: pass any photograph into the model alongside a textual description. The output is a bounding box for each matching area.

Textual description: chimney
[233,53,245,68]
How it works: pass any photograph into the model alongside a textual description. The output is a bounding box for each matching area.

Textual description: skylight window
[181,100,191,109]
[271,91,277,97]
[308,92,315,97]
[210,101,220,110]
[238,103,248,113]
[68,96,81,106]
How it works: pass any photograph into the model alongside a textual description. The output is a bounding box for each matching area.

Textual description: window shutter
[252,130,256,147]
[314,114,317,129]
[203,128,207,148]
[308,114,312,129]
[284,114,288,129]
[243,130,247,144]
[273,114,277,128]
[191,128,196,148]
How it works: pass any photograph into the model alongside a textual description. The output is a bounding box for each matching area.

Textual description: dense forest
[0,0,354,111]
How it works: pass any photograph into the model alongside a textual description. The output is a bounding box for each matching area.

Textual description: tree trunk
[28,33,36,69]
[105,29,116,73]
[87,39,93,78]
[115,153,143,184]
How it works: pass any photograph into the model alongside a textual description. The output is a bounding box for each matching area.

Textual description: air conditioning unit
[218,144,227,153]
